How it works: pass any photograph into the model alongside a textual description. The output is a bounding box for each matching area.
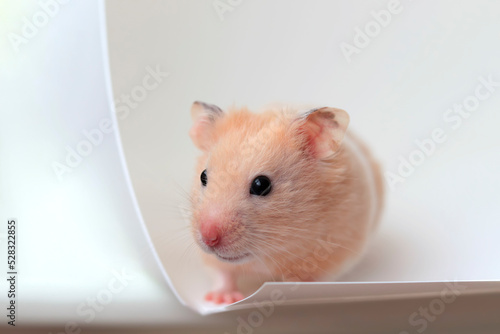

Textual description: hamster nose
[200,220,221,247]
[203,234,220,247]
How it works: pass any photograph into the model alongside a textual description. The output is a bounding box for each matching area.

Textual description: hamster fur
[188,101,384,304]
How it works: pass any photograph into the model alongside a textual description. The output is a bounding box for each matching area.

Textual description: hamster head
[188,101,350,266]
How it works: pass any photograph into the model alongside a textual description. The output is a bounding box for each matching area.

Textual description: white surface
[1,0,500,330]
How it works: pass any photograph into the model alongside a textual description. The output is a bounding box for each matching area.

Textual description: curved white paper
[2,0,500,318]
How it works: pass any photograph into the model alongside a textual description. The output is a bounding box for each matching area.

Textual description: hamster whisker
[251,225,319,234]
[248,234,326,270]
[246,247,278,282]
[177,240,196,266]
[253,247,326,280]
[246,239,287,281]
[249,225,362,247]
[247,233,353,277]
[263,231,360,257]
[152,227,193,247]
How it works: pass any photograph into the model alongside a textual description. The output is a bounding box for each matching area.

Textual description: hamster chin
[213,252,252,264]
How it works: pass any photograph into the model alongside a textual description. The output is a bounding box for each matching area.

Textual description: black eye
[200,169,207,186]
[250,175,272,196]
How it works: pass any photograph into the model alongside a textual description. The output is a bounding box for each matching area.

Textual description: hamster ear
[297,107,350,159]
[189,101,224,151]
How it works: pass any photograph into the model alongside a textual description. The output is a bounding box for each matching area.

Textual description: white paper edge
[200,279,500,315]
[98,0,187,307]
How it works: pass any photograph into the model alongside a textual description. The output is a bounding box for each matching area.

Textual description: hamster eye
[200,169,207,186]
[250,175,272,196]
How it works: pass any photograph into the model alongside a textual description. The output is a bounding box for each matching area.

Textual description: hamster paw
[205,290,244,304]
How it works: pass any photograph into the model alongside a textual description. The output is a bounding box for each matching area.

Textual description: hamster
[188,101,384,304]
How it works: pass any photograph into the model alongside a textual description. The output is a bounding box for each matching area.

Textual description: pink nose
[200,218,221,247]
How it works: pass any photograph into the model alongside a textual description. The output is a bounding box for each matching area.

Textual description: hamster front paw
[205,289,244,304]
